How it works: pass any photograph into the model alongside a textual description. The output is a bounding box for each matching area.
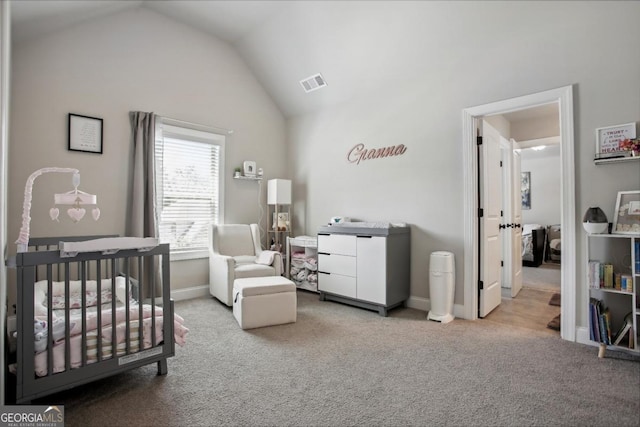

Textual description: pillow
[46,289,114,310]
[34,277,130,309]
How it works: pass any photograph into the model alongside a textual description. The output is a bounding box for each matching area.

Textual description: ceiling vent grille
[300,73,327,93]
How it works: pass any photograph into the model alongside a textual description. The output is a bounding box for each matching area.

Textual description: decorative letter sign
[347,143,407,165]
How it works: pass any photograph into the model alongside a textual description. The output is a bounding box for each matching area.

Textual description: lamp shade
[582,207,608,234]
[267,179,291,205]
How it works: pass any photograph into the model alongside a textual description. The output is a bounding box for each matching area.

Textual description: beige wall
[286,2,640,313]
[8,7,286,303]
[520,147,561,226]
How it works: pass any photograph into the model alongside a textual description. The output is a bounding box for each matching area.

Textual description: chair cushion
[234,255,257,264]
[234,276,296,298]
[217,225,256,256]
[234,263,276,279]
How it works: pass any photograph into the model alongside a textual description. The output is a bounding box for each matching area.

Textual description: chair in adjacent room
[209,223,283,306]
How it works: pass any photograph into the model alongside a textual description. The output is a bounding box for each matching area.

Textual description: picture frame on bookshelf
[612,190,640,234]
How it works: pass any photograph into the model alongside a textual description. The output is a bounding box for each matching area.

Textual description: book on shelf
[588,261,600,289]
[603,264,614,289]
[599,309,611,345]
[589,298,605,343]
[588,298,621,345]
[612,313,633,346]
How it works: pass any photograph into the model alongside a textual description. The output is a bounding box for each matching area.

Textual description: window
[155,118,225,260]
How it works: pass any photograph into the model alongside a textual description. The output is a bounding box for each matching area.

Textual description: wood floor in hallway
[483,287,561,335]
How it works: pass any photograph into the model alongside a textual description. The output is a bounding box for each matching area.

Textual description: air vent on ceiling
[300,73,327,93]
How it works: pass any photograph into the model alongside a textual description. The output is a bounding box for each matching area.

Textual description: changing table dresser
[317,224,410,316]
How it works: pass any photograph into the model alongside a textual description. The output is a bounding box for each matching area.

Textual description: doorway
[462,85,577,342]
[484,107,563,333]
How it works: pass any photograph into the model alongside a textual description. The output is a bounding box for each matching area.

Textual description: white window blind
[155,120,225,259]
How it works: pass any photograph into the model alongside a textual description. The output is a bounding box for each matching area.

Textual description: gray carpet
[35,292,640,427]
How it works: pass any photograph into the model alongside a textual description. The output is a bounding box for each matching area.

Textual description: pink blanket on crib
[33,304,188,377]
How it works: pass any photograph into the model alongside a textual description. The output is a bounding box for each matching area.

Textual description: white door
[500,136,511,293]
[510,143,523,297]
[479,120,502,317]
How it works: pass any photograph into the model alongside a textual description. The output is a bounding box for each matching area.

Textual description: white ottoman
[233,276,297,330]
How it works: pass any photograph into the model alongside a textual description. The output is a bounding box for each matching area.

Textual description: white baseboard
[406,296,428,312]
[172,288,465,319]
[406,296,465,319]
[171,285,209,301]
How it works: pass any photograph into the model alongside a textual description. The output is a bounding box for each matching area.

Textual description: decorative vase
[582,207,608,234]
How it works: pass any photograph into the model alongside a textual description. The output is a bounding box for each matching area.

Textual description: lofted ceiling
[8,1,596,119]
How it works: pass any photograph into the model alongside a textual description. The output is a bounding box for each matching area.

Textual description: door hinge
[501,260,504,267]
[478,208,484,218]
[477,136,483,145]
[500,160,503,167]
[501,210,503,217]
[478,280,484,290]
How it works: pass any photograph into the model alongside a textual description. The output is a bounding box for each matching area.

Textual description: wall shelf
[233,175,262,181]
[594,156,640,165]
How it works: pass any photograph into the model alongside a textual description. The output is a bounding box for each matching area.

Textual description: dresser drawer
[318,272,356,298]
[318,253,356,276]
[318,234,356,256]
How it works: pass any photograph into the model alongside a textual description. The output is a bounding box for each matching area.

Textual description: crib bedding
[31,306,188,376]
[26,276,188,377]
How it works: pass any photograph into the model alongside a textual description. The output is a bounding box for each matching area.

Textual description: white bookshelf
[586,233,639,357]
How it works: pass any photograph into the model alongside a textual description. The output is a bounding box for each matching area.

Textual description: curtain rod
[159,115,234,135]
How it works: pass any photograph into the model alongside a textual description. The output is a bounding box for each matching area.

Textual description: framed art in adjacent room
[68,113,103,154]
[612,190,640,234]
[521,171,531,210]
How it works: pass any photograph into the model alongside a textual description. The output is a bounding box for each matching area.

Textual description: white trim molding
[462,85,576,343]
[171,285,209,301]
[0,0,11,405]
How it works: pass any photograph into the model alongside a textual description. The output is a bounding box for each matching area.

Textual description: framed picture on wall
[521,172,531,210]
[68,113,103,154]
[595,122,636,156]
[612,190,640,234]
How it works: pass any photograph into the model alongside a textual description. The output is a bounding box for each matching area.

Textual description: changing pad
[59,237,159,257]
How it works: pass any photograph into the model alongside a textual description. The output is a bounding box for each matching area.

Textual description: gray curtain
[128,111,161,299]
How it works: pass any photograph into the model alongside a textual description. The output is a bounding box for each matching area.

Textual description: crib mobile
[16,167,100,253]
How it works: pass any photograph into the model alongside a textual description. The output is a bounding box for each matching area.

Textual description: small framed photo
[612,190,640,235]
[243,160,256,177]
[595,122,636,155]
[68,113,103,154]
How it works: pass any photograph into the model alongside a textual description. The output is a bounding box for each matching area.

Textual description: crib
[9,235,181,404]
